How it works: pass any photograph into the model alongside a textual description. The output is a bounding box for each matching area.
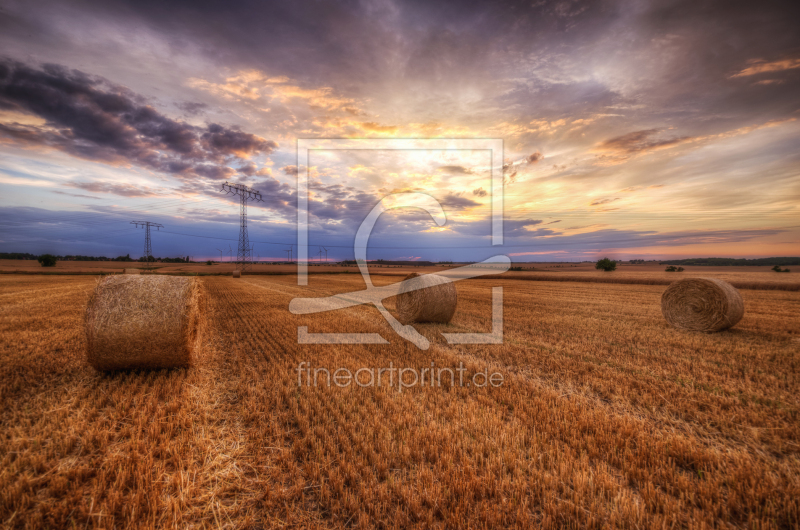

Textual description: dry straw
[396,272,457,324]
[85,275,205,370]
[661,277,744,332]
[123,268,141,275]
[232,270,241,278]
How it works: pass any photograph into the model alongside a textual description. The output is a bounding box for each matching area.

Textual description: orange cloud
[730,58,800,78]
[188,69,360,111]
[589,197,620,206]
[526,151,544,164]
[592,118,795,166]
[309,117,471,138]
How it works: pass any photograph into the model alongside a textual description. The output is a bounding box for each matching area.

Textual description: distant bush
[206,260,213,265]
[37,254,57,267]
[510,266,523,271]
[595,257,616,272]
[665,266,685,272]
[772,265,790,273]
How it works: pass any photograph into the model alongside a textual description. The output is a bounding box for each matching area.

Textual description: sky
[0,0,798,262]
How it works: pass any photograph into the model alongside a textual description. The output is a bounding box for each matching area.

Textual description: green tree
[37,254,57,267]
[595,257,616,271]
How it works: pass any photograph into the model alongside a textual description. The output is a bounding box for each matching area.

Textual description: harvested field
[3,259,799,287]
[480,273,800,291]
[1,274,799,529]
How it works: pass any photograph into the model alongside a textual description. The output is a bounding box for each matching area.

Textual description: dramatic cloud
[0,0,798,259]
[176,101,207,116]
[503,219,544,237]
[69,181,164,198]
[438,165,473,174]
[254,176,296,217]
[596,130,690,155]
[590,197,620,206]
[526,151,544,164]
[439,193,481,210]
[730,57,800,78]
[0,60,276,182]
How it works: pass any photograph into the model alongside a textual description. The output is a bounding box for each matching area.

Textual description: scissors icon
[290,192,509,349]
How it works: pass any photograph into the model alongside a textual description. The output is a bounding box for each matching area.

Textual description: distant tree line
[0,252,39,260]
[137,256,191,263]
[660,257,800,266]
[340,260,436,266]
[1,252,191,263]
[1,252,134,261]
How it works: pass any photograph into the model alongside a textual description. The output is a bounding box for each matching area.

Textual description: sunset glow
[1,0,798,261]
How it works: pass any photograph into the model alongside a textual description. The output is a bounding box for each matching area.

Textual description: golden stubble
[0,274,798,529]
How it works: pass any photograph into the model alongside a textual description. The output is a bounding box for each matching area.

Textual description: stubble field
[1,273,798,529]
[1,259,797,288]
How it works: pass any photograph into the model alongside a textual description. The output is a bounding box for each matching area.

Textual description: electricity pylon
[284,247,292,263]
[131,221,163,267]
[221,182,262,272]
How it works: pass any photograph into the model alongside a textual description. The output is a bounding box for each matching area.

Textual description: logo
[290,139,507,349]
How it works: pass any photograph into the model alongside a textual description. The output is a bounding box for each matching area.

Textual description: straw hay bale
[396,272,457,324]
[232,270,241,278]
[85,275,205,370]
[661,278,744,332]
[123,268,141,274]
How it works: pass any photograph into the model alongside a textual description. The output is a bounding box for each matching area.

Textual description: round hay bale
[396,272,457,324]
[123,268,141,275]
[232,270,241,278]
[85,275,205,370]
[661,278,744,332]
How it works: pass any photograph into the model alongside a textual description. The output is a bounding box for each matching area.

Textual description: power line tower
[221,182,262,272]
[131,221,163,268]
